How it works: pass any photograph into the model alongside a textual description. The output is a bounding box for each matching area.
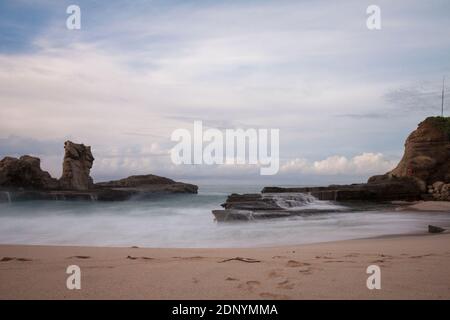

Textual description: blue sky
[0,0,449,184]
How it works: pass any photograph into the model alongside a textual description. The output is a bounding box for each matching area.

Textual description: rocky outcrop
[0,155,59,190]
[96,174,198,194]
[221,193,281,210]
[215,178,425,222]
[215,117,449,221]
[263,117,449,203]
[386,117,450,184]
[213,192,347,221]
[59,141,94,191]
[0,141,198,202]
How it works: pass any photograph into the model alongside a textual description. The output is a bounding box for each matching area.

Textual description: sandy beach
[398,201,450,212]
[1,232,449,300]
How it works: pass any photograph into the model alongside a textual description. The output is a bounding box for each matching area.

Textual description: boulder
[430,182,450,201]
[428,225,445,234]
[0,155,59,190]
[432,181,445,192]
[59,141,94,190]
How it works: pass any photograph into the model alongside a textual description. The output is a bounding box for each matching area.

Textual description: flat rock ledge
[213,176,427,222]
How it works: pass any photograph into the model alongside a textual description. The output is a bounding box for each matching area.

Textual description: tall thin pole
[442,76,445,117]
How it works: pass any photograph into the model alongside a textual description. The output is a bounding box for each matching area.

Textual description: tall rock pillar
[59,141,95,190]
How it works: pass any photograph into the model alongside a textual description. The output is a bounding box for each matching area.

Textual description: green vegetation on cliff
[425,116,450,139]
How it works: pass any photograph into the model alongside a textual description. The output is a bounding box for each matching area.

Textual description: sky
[0,0,449,185]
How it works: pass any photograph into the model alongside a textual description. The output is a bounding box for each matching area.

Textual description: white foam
[264,192,347,211]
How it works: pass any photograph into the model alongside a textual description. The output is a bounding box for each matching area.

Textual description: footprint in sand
[315,255,333,260]
[298,266,313,274]
[225,277,239,281]
[1,257,32,262]
[173,256,205,261]
[286,260,310,268]
[84,265,115,269]
[277,280,295,290]
[268,269,284,278]
[260,292,290,300]
[378,254,394,259]
[409,254,435,259]
[238,280,260,291]
[369,254,395,263]
[272,255,288,259]
[126,256,154,260]
[371,259,385,263]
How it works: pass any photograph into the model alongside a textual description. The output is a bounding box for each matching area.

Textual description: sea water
[0,184,449,248]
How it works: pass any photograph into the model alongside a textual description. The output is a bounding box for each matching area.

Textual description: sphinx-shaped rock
[0,155,59,190]
[59,141,94,190]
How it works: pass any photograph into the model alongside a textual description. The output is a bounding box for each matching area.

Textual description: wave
[263,192,348,211]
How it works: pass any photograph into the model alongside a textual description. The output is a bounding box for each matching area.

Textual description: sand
[396,201,450,212]
[1,233,450,299]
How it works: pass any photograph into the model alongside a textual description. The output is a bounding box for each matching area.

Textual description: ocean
[0,185,449,248]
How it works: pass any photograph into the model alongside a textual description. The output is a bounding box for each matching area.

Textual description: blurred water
[0,185,449,248]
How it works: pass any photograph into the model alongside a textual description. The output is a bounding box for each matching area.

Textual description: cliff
[385,117,450,184]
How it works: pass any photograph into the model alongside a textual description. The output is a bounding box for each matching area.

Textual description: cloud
[0,135,61,156]
[336,113,393,120]
[0,0,449,183]
[385,80,450,112]
[281,153,397,176]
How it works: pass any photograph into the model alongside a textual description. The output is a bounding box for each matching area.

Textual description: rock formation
[0,141,198,201]
[428,225,445,233]
[214,117,450,221]
[59,141,95,191]
[96,174,198,194]
[383,117,450,184]
[427,181,450,201]
[262,175,425,201]
[0,155,59,190]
